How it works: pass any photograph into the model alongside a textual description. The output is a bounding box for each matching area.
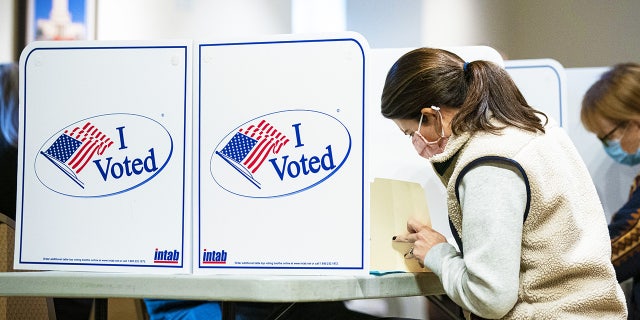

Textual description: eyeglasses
[598,122,626,147]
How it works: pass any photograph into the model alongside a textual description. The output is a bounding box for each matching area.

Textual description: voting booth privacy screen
[15,40,193,273]
[15,33,369,275]
[195,34,369,275]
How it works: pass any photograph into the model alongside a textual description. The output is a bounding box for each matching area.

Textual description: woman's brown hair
[380,48,547,135]
[581,62,640,133]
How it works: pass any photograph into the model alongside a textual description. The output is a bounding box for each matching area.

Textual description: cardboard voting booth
[195,33,369,275]
[15,40,192,273]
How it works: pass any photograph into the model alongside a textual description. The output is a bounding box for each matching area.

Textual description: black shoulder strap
[450,156,531,254]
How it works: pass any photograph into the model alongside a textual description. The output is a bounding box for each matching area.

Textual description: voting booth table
[1,32,574,319]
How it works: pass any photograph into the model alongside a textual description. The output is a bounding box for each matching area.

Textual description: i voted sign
[210,109,350,198]
[197,34,367,275]
[34,113,173,197]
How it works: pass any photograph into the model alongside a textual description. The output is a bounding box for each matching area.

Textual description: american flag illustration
[41,122,114,188]
[216,119,289,188]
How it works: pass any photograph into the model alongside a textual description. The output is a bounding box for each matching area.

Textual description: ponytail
[451,60,547,135]
[381,48,547,136]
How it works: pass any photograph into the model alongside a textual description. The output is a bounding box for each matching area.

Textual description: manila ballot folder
[370,177,432,273]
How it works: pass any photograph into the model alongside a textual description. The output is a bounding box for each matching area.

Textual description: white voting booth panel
[505,59,567,128]
[16,41,193,273]
[195,33,369,275]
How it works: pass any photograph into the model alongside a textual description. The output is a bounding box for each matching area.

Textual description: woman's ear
[420,106,437,117]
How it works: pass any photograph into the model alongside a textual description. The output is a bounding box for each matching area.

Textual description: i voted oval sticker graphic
[210,110,351,198]
[35,114,173,197]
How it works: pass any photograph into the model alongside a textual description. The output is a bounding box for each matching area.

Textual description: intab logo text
[154,248,180,264]
[202,249,227,264]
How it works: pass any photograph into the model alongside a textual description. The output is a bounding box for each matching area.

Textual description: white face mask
[411,106,448,159]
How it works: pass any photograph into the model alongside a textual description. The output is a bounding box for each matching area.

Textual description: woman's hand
[393,218,447,264]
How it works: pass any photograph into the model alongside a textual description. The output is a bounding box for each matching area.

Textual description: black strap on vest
[450,156,531,255]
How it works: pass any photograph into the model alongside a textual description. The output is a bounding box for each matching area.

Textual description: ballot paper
[370,177,431,273]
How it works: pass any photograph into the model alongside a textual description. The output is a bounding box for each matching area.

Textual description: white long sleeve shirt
[424,162,526,318]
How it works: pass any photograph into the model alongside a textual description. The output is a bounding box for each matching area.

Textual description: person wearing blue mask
[382,48,628,319]
[582,62,640,320]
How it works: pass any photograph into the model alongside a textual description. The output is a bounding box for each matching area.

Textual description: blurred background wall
[2,1,638,318]
[2,0,640,67]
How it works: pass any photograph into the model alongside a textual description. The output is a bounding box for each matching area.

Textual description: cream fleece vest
[431,121,627,319]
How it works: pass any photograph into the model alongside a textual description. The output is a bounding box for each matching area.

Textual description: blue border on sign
[505,64,564,127]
